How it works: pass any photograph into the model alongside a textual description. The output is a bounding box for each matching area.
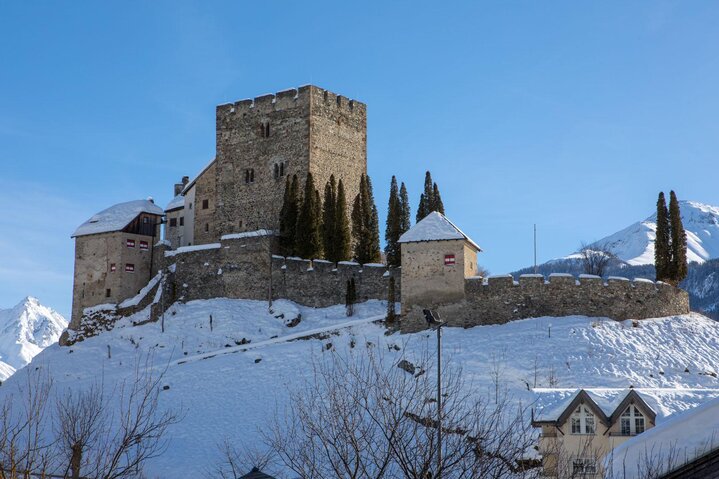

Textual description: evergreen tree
[279,175,300,256]
[384,176,402,267]
[431,182,445,215]
[295,173,322,259]
[322,176,337,262]
[386,276,396,321]
[314,189,323,257]
[351,174,382,264]
[399,182,411,235]
[654,192,670,282]
[416,171,445,221]
[334,179,352,262]
[668,190,688,285]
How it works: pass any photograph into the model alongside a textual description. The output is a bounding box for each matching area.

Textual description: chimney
[174,176,190,196]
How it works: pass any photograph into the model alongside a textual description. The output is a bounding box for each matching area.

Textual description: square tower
[208,85,367,240]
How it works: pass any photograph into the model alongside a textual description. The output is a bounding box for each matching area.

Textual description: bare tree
[579,242,615,277]
[207,439,276,479]
[258,346,537,479]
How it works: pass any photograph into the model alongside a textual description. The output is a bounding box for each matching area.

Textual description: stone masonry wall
[401,273,690,332]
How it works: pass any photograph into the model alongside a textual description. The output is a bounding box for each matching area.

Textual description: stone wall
[401,273,690,331]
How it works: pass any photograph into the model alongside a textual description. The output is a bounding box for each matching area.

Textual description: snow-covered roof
[398,211,481,251]
[533,388,656,424]
[182,158,216,194]
[72,199,164,238]
[165,194,185,212]
[605,395,719,479]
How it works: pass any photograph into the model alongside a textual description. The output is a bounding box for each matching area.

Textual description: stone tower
[195,85,367,243]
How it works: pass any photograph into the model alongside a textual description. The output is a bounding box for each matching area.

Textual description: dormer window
[570,405,595,434]
[620,404,645,436]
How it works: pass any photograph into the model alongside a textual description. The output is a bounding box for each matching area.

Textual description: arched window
[260,121,270,138]
[620,404,645,435]
[245,169,255,184]
[570,405,596,434]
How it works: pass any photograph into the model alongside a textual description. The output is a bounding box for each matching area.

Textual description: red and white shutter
[444,254,456,266]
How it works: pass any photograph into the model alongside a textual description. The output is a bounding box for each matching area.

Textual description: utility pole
[533,224,537,274]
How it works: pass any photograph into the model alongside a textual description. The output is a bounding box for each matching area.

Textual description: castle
[64,85,690,344]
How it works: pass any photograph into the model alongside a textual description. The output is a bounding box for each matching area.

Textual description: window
[205,223,209,232]
[620,405,645,436]
[444,254,456,266]
[143,217,149,224]
[126,239,136,248]
[169,218,177,227]
[238,220,243,228]
[125,264,135,273]
[180,217,184,226]
[274,162,286,180]
[189,202,193,210]
[260,121,270,138]
[570,405,596,435]
[244,169,255,184]
[572,458,597,476]
[110,263,116,272]
[105,288,111,298]
[139,241,149,250]
[202,199,209,210]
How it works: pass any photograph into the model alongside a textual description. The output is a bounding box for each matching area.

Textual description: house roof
[165,194,185,212]
[398,211,481,251]
[532,388,656,428]
[181,158,216,195]
[72,199,164,238]
[238,468,277,479]
[604,395,719,479]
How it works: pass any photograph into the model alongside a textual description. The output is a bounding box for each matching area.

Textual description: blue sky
[2,1,718,317]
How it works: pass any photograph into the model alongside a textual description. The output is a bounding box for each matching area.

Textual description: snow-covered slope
[0,297,67,379]
[579,200,719,265]
[3,298,719,477]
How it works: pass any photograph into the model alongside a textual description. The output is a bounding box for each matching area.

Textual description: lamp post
[423,309,444,479]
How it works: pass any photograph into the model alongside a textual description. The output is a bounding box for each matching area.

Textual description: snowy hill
[3,298,719,477]
[0,297,67,379]
[576,200,719,266]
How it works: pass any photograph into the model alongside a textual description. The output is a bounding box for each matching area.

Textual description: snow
[520,273,544,278]
[220,229,274,240]
[72,199,164,237]
[398,211,481,251]
[164,243,221,257]
[608,275,630,282]
[5,300,719,477]
[164,194,184,212]
[549,273,573,278]
[568,200,719,266]
[83,303,116,314]
[605,394,719,478]
[0,297,67,379]
[579,274,602,280]
[118,272,162,308]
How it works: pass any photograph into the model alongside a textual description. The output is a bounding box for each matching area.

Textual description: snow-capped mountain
[584,200,719,265]
[0,297,67,380]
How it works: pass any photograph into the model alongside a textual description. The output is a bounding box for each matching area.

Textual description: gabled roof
[181,158,216,195]
[72,199,164,238]
[398,211,481,251]
[239,468,277,479]
[532,388,657,428]
[165,194,185,212]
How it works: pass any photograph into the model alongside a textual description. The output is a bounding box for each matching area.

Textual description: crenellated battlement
[216,85,366,119]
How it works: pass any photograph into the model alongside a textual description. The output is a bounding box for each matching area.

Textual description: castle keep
[65,85,690,344]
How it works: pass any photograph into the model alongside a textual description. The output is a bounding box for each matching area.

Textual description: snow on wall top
[398,211,481,251]
[72,199,164,238]
[165,194,184,212]
[605,394,719,479]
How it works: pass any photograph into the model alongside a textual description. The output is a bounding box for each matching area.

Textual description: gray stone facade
[204,86,366,241]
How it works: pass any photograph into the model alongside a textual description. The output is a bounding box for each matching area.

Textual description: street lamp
[423,308,444,479]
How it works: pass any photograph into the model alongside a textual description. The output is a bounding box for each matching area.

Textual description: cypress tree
[386,276,396,321]
[399,182,411,235]
[416,193,428,223]
[351,175,381,264]
[385,176,402,267]
[668,190,688,285]
[431,182,445,215]
[322,176,337,262]
[279,175,300,256]
[295,173,322,259]
[314,189,323,257]
[654,192,670,282]
[335,179,352,262]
